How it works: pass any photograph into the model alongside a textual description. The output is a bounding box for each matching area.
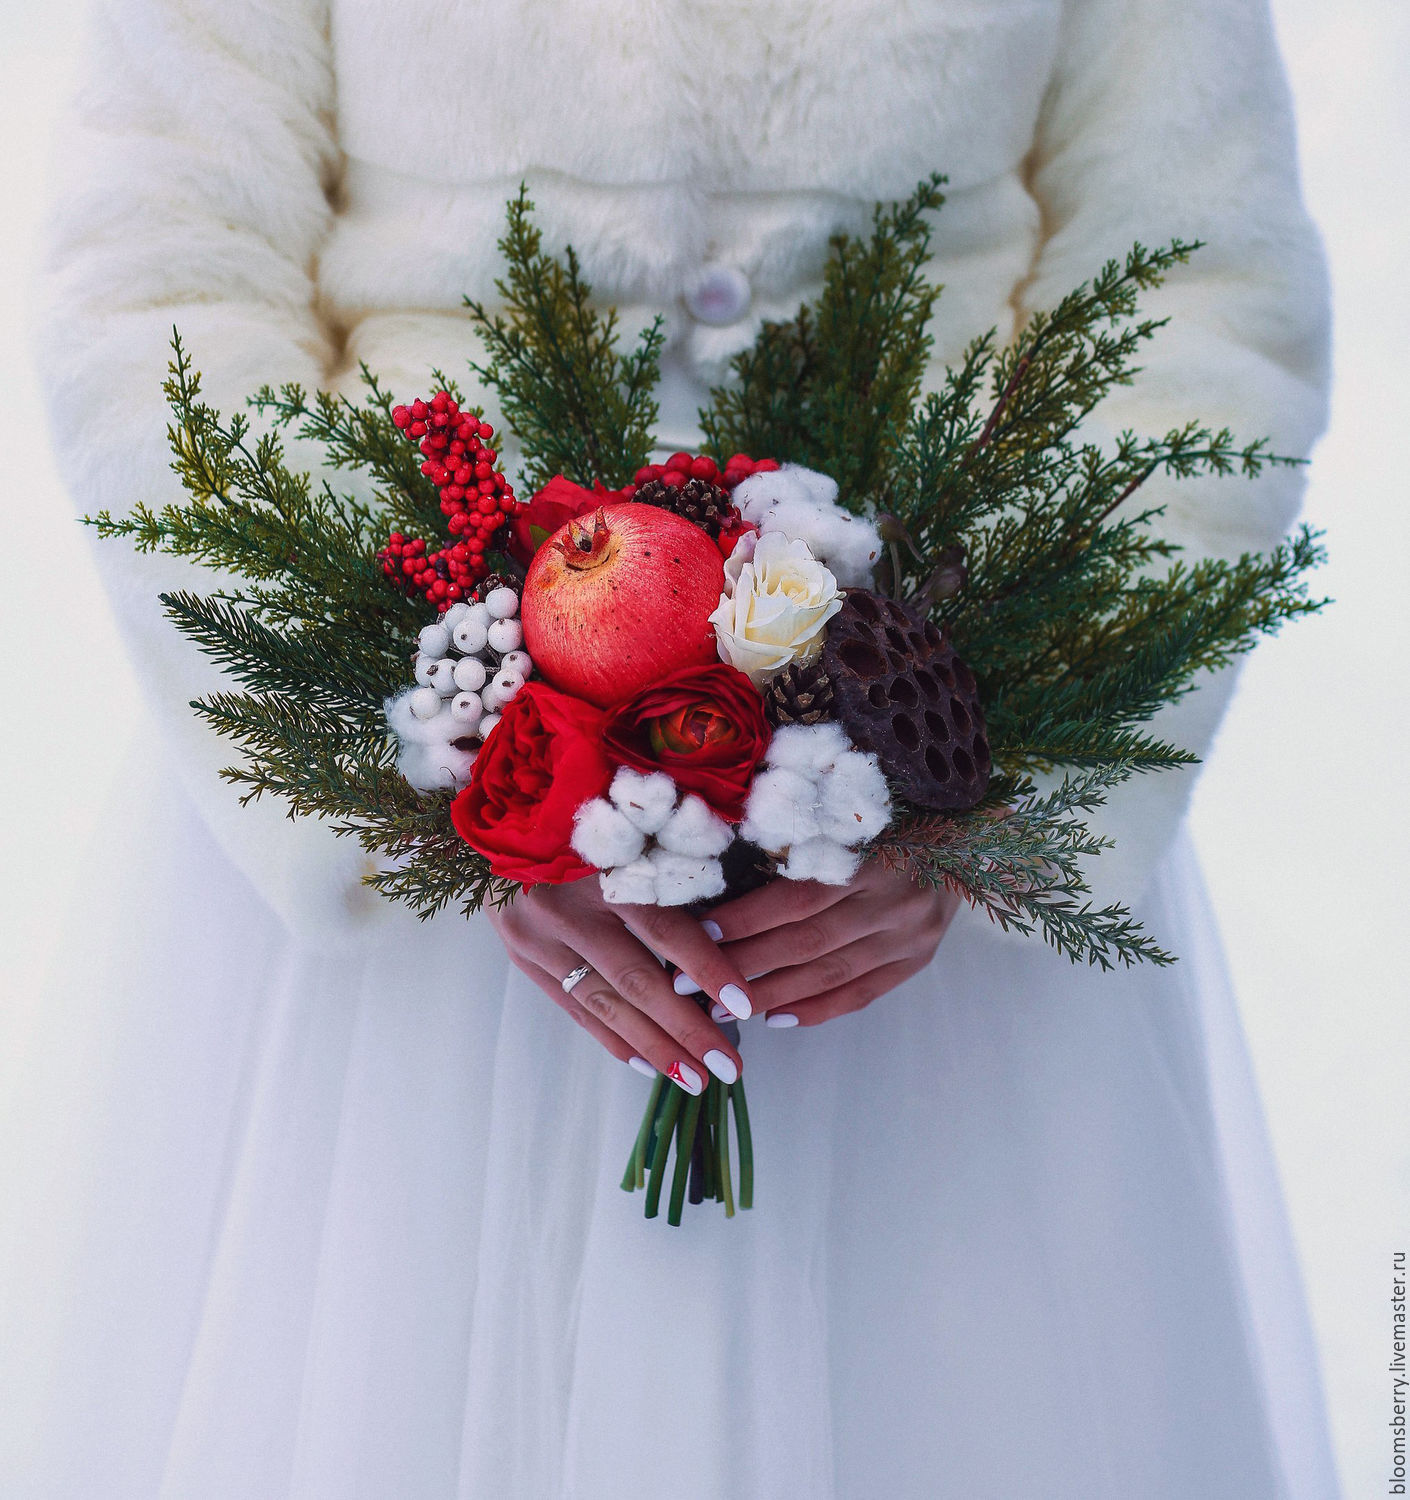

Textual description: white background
[0,3,1405,1493]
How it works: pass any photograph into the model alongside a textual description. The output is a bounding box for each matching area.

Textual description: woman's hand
[487,879,755,1093]
[708,861,961,1028]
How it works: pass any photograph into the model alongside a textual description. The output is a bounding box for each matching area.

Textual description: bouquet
[90,179,1323,1225]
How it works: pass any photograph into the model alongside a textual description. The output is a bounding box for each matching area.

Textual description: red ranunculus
[451,683,613,884]
[603,663,770,822]
[508,475,617,565]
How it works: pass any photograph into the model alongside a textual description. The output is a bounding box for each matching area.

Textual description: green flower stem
[699,1083,718,1202]
[622,1073,665,1192]
[731,1080,754,1211]
[668,1091,704,1227]
[714,1074,735,1218]
[643,1084,683,1220]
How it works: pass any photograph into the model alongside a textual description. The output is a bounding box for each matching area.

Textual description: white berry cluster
[732,463,882,589]
[572,768,734,907]
[384,586,532,792]
[739,723,891,885]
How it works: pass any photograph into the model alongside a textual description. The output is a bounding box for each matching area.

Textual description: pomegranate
[522,503,725,707]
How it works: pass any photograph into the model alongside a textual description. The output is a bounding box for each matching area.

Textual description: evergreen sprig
[463,185,665,491]
[699,174,946,508]
[87,331,506,920]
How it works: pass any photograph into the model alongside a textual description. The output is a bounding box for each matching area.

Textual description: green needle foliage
[86,181,1326,965]
[700,174,945,506]
[463,185,665,492]
[87,336,504,919]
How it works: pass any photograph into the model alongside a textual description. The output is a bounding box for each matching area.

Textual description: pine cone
[474,572,519,601]
[819,589,990,811]
[634,476,735,537]
[763,658,836,727]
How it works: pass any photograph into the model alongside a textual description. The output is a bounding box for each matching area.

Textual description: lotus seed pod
[819,588,989,811]
[408,686,442,721]
[452,616,489,655]
[486,617,523,654]
[418,622,452,658]
[452,656,488,692]
[450,691,484,726]
[484,586,519,620]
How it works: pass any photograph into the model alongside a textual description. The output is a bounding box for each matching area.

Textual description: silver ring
[561,962,593,995]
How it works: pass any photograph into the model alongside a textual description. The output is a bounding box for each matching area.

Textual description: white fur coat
[37,0,1330,936]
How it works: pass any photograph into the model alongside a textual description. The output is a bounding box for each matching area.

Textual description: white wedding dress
[1,0,1340,1494]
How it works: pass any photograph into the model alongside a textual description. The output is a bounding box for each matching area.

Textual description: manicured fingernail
[628,1056,657,1078]
[667,1060,703,1095]
[746,972,768,982]
[672,971,702,996]
[765,1012,799,1029]
[710,1002,732,1023]
[703,1049,739,1085]
[701,919,724,941]
[718,983,752,1020]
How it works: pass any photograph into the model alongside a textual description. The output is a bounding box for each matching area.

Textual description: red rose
[451,683,613,884]
[508,476,616,565]
[603,663,769,822]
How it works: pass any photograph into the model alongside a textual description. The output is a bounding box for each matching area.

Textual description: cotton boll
[608,767,678,834]
[484,586,519,620]
[571,798,647,870]
[649,850,726,906]
[499,649,533,680]
[600,860,659,906]
[656,795,734,858]
[821,512,883,588]
[418,622,452,658]
[739,767,821,852]
[408,686,443,721]
[733,465,812,525]
[449,691,484,728]
[784,463,840,508]
[453,656,487,692]
[781,837,861,886]
[817,751,892,844]
[396,737,478,795]
[452,615,489,655]
[765,723,851,775]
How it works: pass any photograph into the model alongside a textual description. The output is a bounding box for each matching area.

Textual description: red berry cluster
[621,450,779,497]
[376,392,527,610]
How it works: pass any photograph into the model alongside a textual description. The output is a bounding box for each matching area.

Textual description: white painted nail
[765,1012,799,1029]
[703,1049,739,1085]
[701,919,724,942]
[627,1056,657,1078]
[667,1061,703,1095]
[672,971,703,996]
[718,983,752,1020]
[710,1002,733,1024]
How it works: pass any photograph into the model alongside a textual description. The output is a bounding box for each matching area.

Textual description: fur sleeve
[34,0,391,937]
[1008,0,1331,909]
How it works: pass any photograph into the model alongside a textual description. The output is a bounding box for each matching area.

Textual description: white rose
[709,531,843,685]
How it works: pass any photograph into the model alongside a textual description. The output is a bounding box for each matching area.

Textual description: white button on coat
[684,264,751,326]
